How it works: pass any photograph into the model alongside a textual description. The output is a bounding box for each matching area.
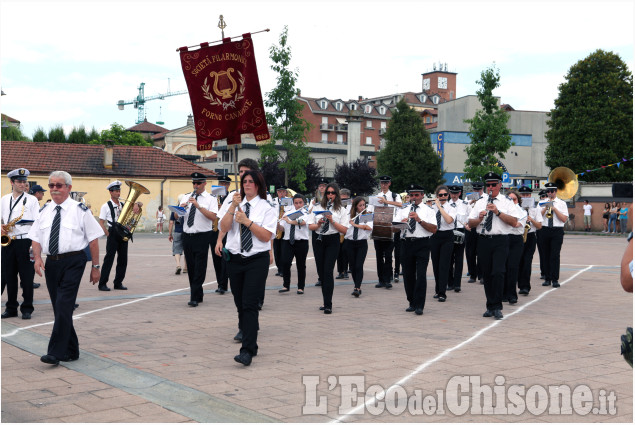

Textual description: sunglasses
[437,193,448,197]
[326,191,336,195]
[485,183,499,187]
[192,181,204,185]
[48,183,66,189]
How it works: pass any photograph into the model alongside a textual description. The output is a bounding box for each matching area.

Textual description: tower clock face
[438,77,448,89]
[423,78,430,90]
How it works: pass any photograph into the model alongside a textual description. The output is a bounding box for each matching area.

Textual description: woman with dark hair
[219,170,276,366]
[278,194,310,294]
[430,185,456,302]
[345,197,373,297]
[602,202,610,233]
[308,183,349,314]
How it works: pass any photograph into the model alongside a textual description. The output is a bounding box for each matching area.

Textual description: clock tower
[421,64,457,102]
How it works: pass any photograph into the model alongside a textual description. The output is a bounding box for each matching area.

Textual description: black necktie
[187,194,198,227]
[49,205,62,255]
[409,205,418,233]
[548,205,554,228]
[240,202,252,252]
[289,220,296,245]
[353,216,360,240]
[484,210,494,232]
[321,202,332,234]
[436,208,442,228]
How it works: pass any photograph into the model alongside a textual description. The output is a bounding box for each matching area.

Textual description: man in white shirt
[98,181,128,291]
[467,172,521,320]
[517,186,543,295]
[583,200,593,232]
[181,172,218,307]
[1,168,40,319]
[371,175,402,289]
[465,181,484,283]
[447,185,470,293]
[29,171,104,365]
[539,182,569,288]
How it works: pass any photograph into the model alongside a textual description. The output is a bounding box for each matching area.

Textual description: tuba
[1,198,26,247]
[546,167,579,219]
[115,180,150,241]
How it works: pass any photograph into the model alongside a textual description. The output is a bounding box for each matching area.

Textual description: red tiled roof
[1,113,20,124]
[1,141,215,178]
[126,120,168,133]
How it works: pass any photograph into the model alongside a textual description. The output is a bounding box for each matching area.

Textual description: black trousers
[541,227,564,282]
[536,228,546,277]
[99,231,128,287]
[228,251,269,356]
[183,231,212,302]
[401,238,430,310]
[281,239,309,289]
[314,233,340,309]
[504,234,524,300]
[273,237,283,273]
[477,234,509,311]
[431,230,453,298]
[518,232,537,291]
[373,239,394,284]
[44,251,86,360]
[1,239,34,314]
[311,231,323,283]
[393,232,401,274]
[209,230,228,290]
[448,229,465,289]
[465,227,481,279]
[337,238,349,274]
[346,239,368,289]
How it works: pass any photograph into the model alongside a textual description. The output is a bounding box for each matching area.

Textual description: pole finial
[218,15,227,38]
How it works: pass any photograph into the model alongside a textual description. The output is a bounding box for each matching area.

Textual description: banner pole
[232,144,239,192]
[176,28,270,52]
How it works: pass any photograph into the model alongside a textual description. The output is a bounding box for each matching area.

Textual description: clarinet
[317,201,333,241]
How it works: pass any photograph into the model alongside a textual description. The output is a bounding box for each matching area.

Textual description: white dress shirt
[182,191,218,234]
[509,203,528,236]
[1,192,40,237]
[344,211,373,241]
[468,193,522,235]
[280,207,310,241]
[314,203,349,236]
[540,197,569,228]
[396,202,436,238]
[28,197,104,255]
[225,195,277,256]
[449,199,470,229]
[430,201,457,231]
[526,206,542,233]
[99,199,123,227]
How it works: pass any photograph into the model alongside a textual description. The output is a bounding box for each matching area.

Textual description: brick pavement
[2,233,632,422]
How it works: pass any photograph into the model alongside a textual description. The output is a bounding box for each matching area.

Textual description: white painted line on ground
[332,264,595,423]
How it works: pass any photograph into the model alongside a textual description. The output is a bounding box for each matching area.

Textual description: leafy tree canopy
[333,158,378,197]
[1,123,30,141]
[89,123,152,146]
[545,49,633,182]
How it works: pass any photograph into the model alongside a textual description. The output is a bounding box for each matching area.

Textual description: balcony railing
[335,125,348,132]
[320,123,335,131]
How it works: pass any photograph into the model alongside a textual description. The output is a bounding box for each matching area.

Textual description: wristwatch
[92,264,100,269]
[496,210,501,216]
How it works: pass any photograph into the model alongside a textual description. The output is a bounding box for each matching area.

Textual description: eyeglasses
[192,181,204,185]
[437,193,448,197]
[326,191,336,195]
[48,183,66,189]
[485,183,499,187]
[546,189,557,193]
[409,193,423,197]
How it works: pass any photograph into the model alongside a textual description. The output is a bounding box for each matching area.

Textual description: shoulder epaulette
[78,202,89,211]
[266,200,276,208]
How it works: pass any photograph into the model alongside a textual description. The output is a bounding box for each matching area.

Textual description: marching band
[1,167,571,367]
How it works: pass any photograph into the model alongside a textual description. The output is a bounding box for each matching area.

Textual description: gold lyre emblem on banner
[202,68,245,110]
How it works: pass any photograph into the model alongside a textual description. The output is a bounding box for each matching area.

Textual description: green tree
[48,125,67,143]
[1,123,30,141]
[32,127,47,142]
[90,123,152,146]
[334,159,378,196]
[68,125,89,144]
[375,99,443,193]
[88,127,100,143]
[260,26,313,191]
[463,65,512,181]
[545,49,633,182]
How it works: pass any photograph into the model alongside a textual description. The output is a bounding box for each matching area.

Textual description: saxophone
[1,198,27,247]
[212,195,222,231]
[522,207,531,243]
[276,200,284,239]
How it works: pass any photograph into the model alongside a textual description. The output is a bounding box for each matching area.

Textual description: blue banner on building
[436,133,444,168]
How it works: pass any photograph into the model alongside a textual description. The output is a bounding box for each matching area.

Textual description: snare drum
[371,206,394,242]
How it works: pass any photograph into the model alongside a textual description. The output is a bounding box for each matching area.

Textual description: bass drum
[371,206,394,242]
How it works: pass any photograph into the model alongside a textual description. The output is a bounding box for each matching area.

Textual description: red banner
[179,34,270,150]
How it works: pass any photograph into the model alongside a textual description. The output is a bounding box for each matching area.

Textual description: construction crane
[117,81,188,124]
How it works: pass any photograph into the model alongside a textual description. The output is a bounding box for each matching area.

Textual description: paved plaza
[2,233,633,423]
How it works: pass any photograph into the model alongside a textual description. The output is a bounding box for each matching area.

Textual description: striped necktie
[289,220,295,245]
[353,216,360,240]
[484,210,494,232]
[49,205,62,255]
[187,193,198,227]
[436,208,442,228]
[409,204,418,233]
[321,202,332,234]
[240,202,252,252]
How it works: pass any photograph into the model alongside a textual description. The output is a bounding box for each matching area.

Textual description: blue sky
[1,0,633,139]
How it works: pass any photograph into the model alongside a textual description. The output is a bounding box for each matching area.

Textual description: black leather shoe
[1,311,18,319]
[352,288,360,297]
[433,294,439,299]
[315,281,322,286]
[468,278,476,283]
[385,282,393,289]
[405,306,415,312]
[33,283,41,289]
[257,302,263,310]
[234,330,243,342]
[551,281,560,288]
[540,275,545,280]
[40,354,60,365]
[335,273,345,279]
[98,285,110,291]
[447,286,454,291]
[323,308,332,314]
[493,309,503,320]
[438,296,446,302]
[234,351,252,366]
[483,310,493,318]
[275,272,283,277]
[509,298,518,304]
[22,312,32,320]
[542,281,551,286]
[62,354,79,362]
[188,300,198,307]
[319,306,325,311]
[343,273,349,279]
[73,304,79,311]
[114,285,127,290]
[518,289,529,295]
[278,287,290,293]
[454,287,461,293]
[394,273,399,282]
[375,282,386,288]
[215,288,226,294]
[415,308,423,315]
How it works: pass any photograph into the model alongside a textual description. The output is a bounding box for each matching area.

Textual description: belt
[9,234,29,240]
[479,234,508,239]
[229,250,269,262]
[47,250,84,261]
[403,236,430,241]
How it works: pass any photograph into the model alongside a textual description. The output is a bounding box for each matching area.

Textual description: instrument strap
[8,193,25,221]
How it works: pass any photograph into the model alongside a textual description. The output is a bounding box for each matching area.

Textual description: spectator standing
[619,203,629,235]
[602,203,611,233]
[582,200,593,232]
[155,206,165,234]
[609,202,619,233]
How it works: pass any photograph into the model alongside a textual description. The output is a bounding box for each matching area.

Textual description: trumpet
[1,198,27,247]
